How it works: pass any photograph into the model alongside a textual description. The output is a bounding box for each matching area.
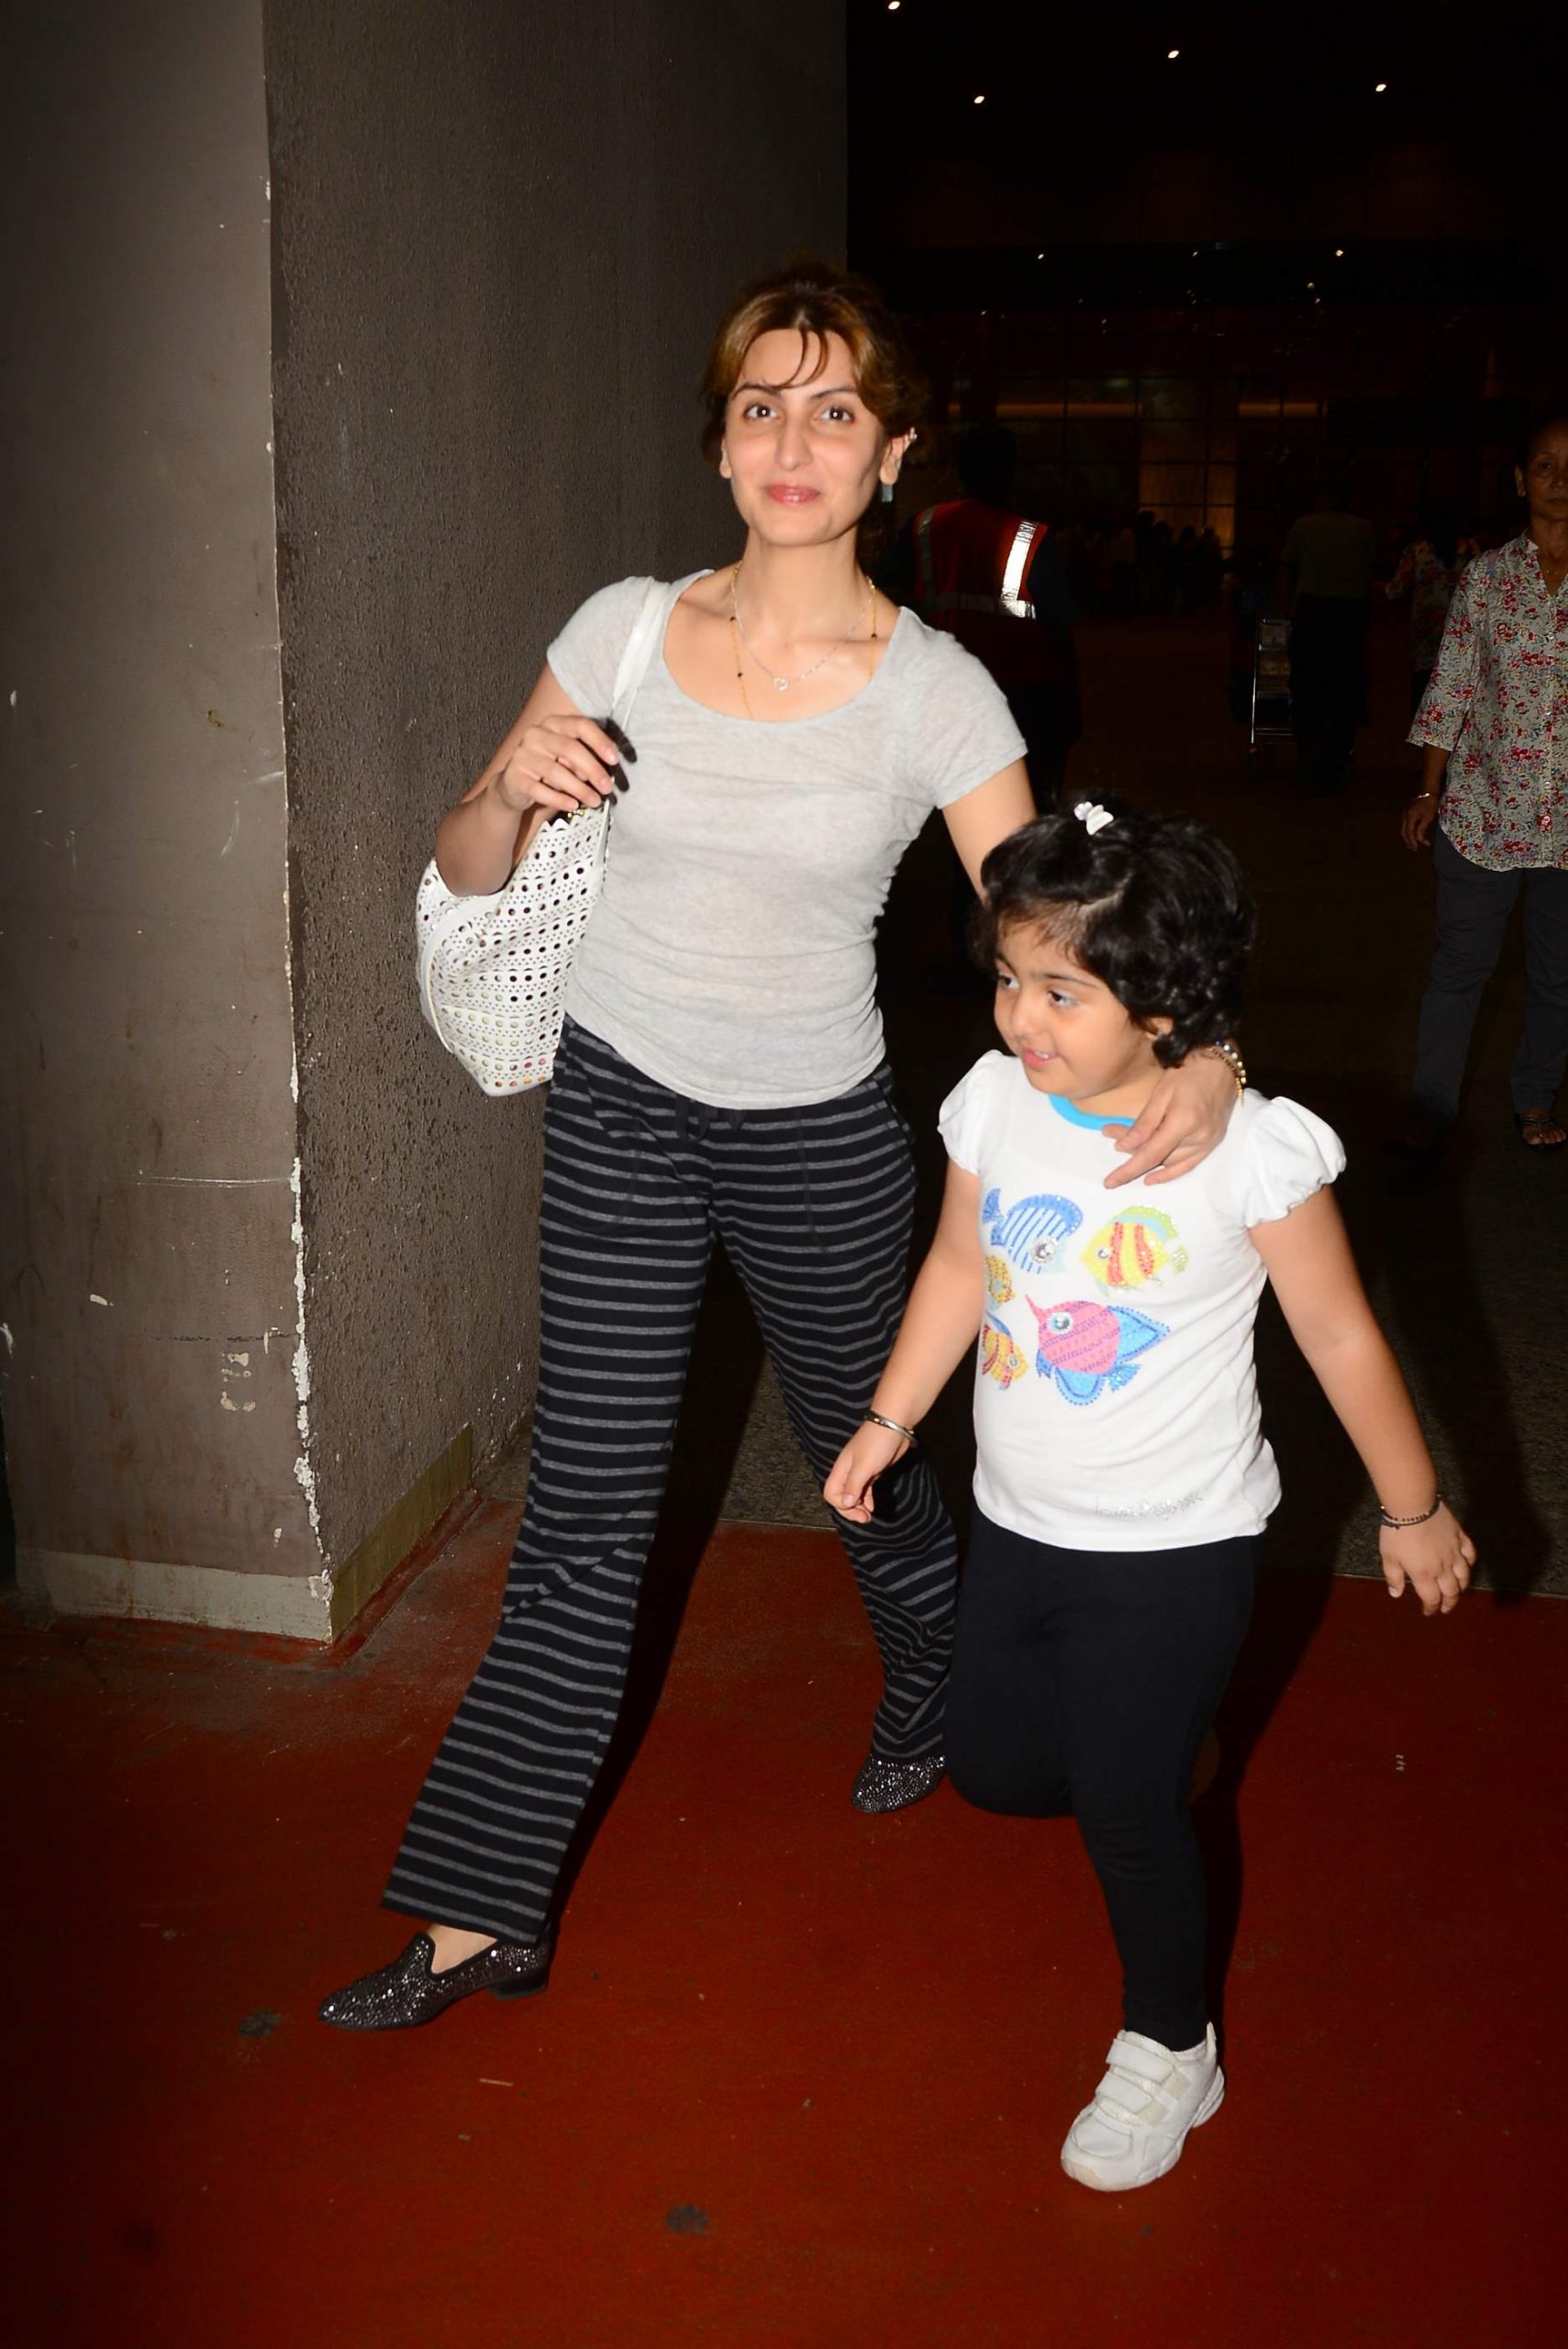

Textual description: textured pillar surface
[1,0,845,1635]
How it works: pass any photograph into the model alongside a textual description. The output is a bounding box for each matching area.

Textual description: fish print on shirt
[981,1316,1029,1387]
[1027,1297,1168,1406]
[983,1186,1084,1275]
[1080,1205,1188,1293]
[984,1252,1015,1307]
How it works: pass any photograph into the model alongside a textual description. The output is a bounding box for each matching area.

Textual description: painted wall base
[18,1426,474,1643]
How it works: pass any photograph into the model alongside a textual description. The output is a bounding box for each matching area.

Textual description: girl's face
[1516,425,1568,530]
[993,919,1170,1114]
[719,328,911,551]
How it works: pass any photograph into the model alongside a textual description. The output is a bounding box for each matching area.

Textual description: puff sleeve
[939,1052,1008,1173]
[1238,1097,1347,1226]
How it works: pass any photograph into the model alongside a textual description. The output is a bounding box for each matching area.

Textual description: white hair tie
[1073,801,1114,836]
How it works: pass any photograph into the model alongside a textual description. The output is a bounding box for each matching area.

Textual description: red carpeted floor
[3,1502,1559,2348]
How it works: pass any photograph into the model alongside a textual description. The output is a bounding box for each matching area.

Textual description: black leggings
[946,1511,1256,2051]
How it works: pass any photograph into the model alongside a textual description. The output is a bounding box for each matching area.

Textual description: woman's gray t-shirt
[546,574,1026,1108]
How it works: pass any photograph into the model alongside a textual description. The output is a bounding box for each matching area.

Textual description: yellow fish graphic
[1081,1206,1188,1293]
[985,1252,1015,1307]
[981,1315,1029,1387]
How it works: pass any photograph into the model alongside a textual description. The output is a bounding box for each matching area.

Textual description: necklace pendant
[773,677,789,692]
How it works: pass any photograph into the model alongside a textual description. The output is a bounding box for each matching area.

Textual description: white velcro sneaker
[1061,2022,1224,2192]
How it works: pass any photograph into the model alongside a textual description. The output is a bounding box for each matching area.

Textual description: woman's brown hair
[698,256,928,463]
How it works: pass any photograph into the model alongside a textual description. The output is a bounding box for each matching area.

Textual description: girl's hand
[1106,1052,1237,1188]
[1380,1505,1474,1615]
[824,1421,911,1524]
[1400,794,1439,851]
[492,713,623,818]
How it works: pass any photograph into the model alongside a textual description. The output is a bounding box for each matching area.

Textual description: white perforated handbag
[416,573,703,1094]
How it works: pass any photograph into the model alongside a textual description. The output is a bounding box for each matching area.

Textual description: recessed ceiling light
[973,93,985,104]
[1168,48,1180,60]
[887,2,900,10]
[1335,247,1345,257]
[1374,81,1387,92]
[1037,251,1045,260]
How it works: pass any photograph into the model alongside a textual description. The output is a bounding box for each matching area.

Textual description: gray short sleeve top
[545,575,1027,1108]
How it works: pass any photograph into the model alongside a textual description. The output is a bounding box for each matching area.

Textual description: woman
[321,262,1238,2030]
[1397,412,1568,1153]
[1385,499,1478,714]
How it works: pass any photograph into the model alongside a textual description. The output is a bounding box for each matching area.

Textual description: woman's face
[1516,424,1568,530]
[719,328,911,551]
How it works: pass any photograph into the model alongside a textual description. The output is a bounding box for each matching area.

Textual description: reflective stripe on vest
[913,507,1043,621]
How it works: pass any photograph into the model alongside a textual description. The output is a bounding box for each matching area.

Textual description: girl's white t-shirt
[940,1052,1346,1553]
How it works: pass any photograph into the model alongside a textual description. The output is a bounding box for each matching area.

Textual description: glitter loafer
[318,1930,553,2031]
[851,1751,946,1814]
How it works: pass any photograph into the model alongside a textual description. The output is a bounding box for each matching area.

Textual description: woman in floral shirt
[1397,412,1568,1152]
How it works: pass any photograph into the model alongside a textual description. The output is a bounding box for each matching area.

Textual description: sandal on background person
[1516,1108,1566,1150]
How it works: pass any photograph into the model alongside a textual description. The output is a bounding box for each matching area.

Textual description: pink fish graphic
[1027,1297,1168,1406]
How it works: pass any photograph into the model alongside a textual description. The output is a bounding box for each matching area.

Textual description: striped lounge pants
[384,1019,958,1945]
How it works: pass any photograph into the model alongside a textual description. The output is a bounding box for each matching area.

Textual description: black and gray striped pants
[384,1019,957,1944]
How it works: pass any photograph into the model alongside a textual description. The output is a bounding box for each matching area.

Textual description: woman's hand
[1400,794,1439,851]
[491,712,623,818]
[1380,1505,1474,1615]
[824,1421,911,1524]
[1105,1052,1237,1188]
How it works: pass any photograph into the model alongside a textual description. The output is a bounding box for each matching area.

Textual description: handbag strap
[609,570,710,730]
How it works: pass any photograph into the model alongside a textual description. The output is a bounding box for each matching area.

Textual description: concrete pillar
[2,0,846,1638]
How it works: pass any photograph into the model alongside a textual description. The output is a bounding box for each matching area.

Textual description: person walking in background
[1385,499,1479,713]
[1396,412,1568,1154]
[884,422,1081,803]
[1279,478,1375,795]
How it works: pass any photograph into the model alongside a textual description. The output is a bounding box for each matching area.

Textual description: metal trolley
[1249,616,1292,766]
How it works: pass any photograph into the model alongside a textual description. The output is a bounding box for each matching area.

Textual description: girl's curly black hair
[973,798,1257,1067]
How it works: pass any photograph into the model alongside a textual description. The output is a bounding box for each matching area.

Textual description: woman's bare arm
[941,763,1036,890]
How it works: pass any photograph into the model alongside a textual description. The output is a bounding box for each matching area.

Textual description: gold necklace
[727,562,878,718]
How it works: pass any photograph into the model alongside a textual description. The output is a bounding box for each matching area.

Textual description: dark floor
[6,599,1564,2346]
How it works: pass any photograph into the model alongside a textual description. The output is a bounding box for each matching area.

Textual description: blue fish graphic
[984,1186,1084,1275]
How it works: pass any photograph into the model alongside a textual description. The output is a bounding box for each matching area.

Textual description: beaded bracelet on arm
[1378,1496,1441,1529]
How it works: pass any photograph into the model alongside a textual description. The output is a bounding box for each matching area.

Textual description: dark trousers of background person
[945,1511,1257,2052]
[1412,827,1568,1128]
[1290,594,1369,793]
[384,1020,957,1947]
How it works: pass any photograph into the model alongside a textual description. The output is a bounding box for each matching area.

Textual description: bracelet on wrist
[1207,1039,1247,1098]
[863,1408,918,1447]
[1379,1495,1441,1529]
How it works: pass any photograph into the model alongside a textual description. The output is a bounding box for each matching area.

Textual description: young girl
[825,798,1474,2192]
